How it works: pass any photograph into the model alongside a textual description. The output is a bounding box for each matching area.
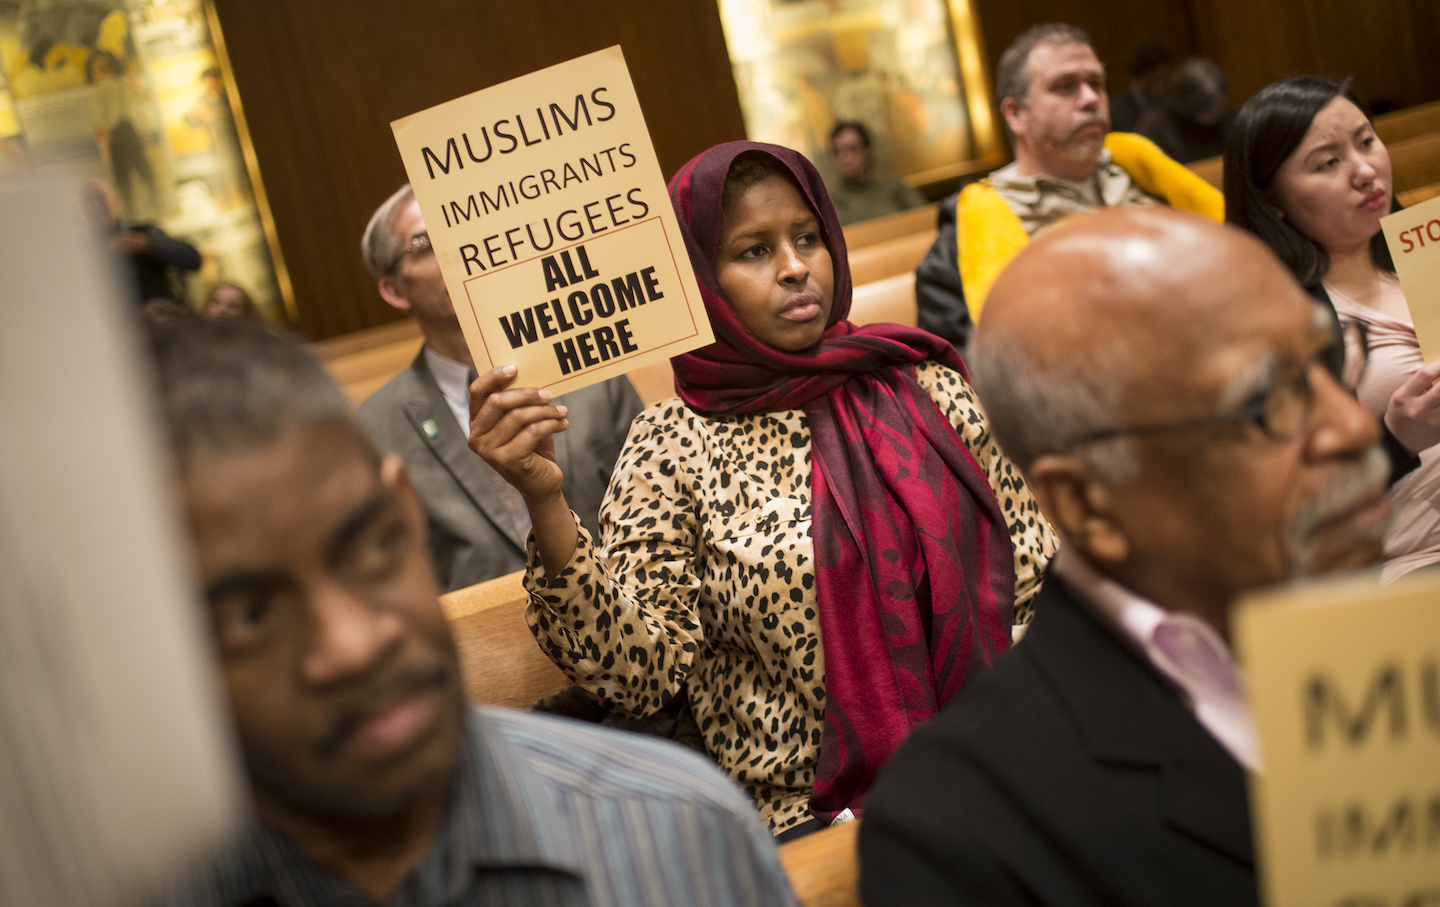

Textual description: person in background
[861,206,1390,907]
[469,141,1055,838]
[826,121,927,225]
[1226,75,1440,582]
[357,184,643,592]
[203,281,260,320]
[138,297,199,332]
[1138,56,1235,164]
[912,24,1219,349]
[148,318,800,907]
[81,176,201,304]
[1108,42,1171,133]
[88,49,158,218]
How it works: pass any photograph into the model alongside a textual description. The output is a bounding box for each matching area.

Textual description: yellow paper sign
[1233,571,1440,907]
[391,46,711,393]
[1382,195,1440,362]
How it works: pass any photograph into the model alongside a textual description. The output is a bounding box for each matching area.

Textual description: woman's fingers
[474,403,569,451]
[469,364,556,428]
[1409,357,1440,401]
[1385,358,1440,453]
[465,364,572,499]
[479,414,570,503]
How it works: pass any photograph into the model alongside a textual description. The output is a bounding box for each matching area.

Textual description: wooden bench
[1376,100,1440,146]
[440,571,570,710]
[1389,131,1440,196]
[1398,182,1440,209]
[841,202,937,249]
[851,272,918,329]
[778,821,861,907]
[848,229,937,286]
[1188,154,1223,189]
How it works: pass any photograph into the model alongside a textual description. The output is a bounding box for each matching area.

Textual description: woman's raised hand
[1385,357,1440,454]
[468,365,569,503]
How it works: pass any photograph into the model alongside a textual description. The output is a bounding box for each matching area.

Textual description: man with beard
[149,319,797,907]
[860,208,1391,906]
[913,23,1222,348]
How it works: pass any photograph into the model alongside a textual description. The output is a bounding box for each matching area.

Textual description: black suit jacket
[859,568,1258,906]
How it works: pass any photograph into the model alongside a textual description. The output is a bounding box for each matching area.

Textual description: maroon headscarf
[667,142,1015,822]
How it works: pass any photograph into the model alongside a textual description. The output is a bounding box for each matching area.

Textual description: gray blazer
[358,350,645,592]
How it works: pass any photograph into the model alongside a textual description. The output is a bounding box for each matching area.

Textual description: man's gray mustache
[1289,445,1391,577]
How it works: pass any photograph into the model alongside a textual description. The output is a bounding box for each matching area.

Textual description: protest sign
[392,46,712,394]
[1233,571,1440,907]
[1382,194,1440,362]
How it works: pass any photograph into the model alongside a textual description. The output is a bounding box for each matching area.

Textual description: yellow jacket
[958,132,1224,320]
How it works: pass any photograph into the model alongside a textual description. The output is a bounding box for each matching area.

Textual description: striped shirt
[161,705,799,907]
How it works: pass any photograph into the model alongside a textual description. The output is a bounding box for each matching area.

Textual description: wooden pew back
[1188,154,1223,189]
[1376,100,1440,146]
[778,822,861,907]
[848,230,937,286]
[440,571,571,710]
[841,203,937,249]
[1389,132,1440,196]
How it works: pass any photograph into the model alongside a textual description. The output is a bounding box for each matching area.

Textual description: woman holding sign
[1226,76,1440,582]
[469,141,1055,836]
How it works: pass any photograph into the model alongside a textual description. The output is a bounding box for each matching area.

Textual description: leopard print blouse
[523,360,1057,833]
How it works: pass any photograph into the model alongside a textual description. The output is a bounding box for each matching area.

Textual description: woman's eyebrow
[723,227,771,246]
[1302,139,1342,162]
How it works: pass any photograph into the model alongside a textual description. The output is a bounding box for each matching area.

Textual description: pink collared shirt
[1049,547,1262,771]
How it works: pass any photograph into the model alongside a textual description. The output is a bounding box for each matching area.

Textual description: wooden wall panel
[212,0,746,341]
[971,0,1440,129]
[1192,0,1440,112]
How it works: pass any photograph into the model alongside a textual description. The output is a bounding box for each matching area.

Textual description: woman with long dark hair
[1226,76,1440,581]
[467,142,1055,836]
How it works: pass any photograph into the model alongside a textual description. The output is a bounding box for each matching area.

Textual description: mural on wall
[0,0,282,320]
[719,0,975,186]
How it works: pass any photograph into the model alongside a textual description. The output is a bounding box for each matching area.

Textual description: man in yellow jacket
[915,23,1222,346]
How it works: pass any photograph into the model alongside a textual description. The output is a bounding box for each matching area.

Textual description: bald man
[859,208,1391,906]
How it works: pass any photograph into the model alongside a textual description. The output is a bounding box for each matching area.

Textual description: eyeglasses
[1068,361,1317,448]
[385,231,432,274]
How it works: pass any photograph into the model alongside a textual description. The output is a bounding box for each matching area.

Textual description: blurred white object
[0,177,241,907]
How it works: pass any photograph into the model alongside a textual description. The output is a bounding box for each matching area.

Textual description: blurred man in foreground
[861,208,1390,906]
[150,320,796,907]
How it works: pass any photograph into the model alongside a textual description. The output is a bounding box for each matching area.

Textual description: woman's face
[1271,96,1392,256]
[715,173,834,352]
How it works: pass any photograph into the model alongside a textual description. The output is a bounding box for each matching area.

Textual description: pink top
[1050,547,1261,771]
[1328,284,1428,430]
[1328,284,1440,581]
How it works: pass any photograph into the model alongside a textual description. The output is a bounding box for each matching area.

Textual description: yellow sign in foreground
[392,46,711,394]
[1383,194,1440,362]
[1233,571,1440,907]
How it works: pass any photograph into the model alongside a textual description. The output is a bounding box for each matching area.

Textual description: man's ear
[1000,97,1026,140]
[376,275,412,314]
[380,453,421,521]
[1026,453,1130,565]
